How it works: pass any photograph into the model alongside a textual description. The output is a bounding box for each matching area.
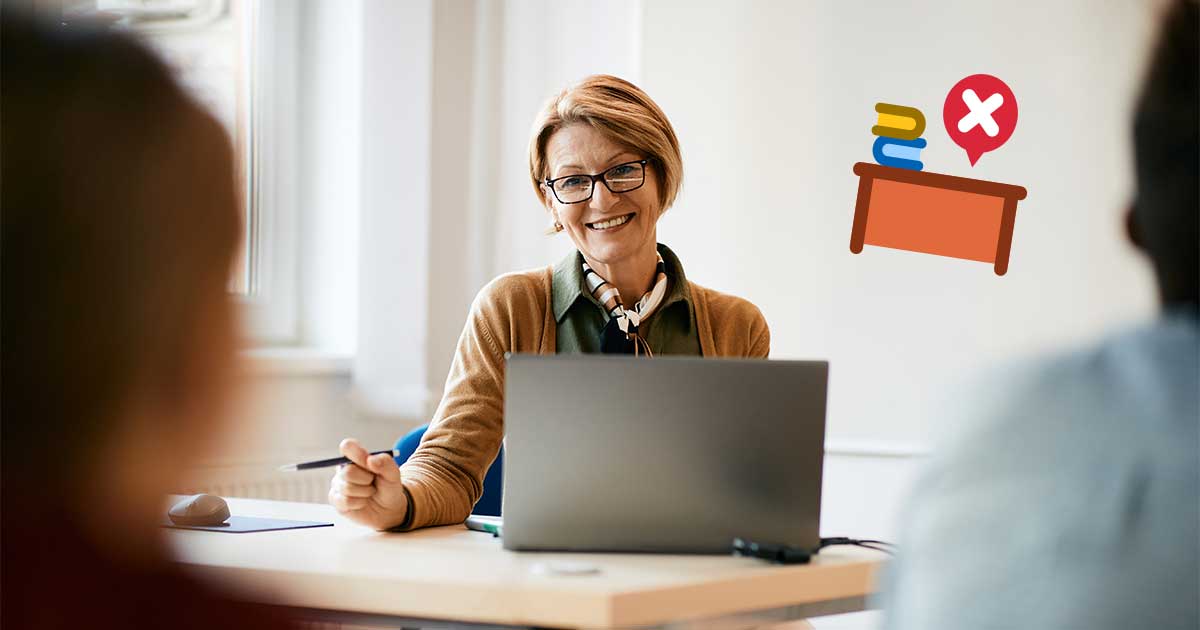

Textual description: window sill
[824,439,930,459]
[241,347,353,376]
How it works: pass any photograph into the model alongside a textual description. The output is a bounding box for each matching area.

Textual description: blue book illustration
[872,136,926,171]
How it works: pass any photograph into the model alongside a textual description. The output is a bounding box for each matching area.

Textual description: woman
[331,75,769,531]
[1,15,292,629]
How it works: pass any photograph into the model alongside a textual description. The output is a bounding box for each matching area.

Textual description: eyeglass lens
[552,161,645,203]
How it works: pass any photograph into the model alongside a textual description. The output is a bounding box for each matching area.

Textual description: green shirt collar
[552,243,693,324]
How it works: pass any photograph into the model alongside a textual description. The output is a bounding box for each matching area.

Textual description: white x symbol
[957,89,1004,137]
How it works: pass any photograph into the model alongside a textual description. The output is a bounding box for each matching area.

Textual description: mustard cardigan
[398,265,770,530]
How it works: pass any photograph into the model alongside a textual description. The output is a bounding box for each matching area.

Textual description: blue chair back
[393,424,503,517]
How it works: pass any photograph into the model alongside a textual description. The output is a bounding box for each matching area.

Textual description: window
[98,0,253,293]
[96,0,300,342]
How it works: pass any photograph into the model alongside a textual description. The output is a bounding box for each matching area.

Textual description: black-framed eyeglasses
[543,159,649,204]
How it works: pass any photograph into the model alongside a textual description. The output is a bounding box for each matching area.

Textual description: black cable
[819,536,896,554]
[732,536,896,565]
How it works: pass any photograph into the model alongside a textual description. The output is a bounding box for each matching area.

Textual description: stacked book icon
[871,103,926,171]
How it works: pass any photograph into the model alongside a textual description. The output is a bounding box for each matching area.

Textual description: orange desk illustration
[850,162,1028,275]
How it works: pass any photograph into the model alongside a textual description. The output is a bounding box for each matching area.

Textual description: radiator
[179,465,333,503]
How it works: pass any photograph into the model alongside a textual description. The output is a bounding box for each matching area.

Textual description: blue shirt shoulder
[883,314,1199,630]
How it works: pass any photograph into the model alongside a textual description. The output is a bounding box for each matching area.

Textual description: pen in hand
[278,449,400,471]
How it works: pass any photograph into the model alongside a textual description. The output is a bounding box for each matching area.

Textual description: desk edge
[853,162,1027,200]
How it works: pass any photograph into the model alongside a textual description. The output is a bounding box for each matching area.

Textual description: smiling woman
[327,74,771,532]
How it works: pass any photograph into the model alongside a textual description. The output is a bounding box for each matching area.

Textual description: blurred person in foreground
[1,14,292,629]
[882,2,1198,629]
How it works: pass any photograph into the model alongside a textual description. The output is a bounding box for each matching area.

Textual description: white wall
[636,0,1163,444]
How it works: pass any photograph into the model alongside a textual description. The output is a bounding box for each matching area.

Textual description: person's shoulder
[688,281,769,357]
[991,315,1197,442]
[473,267,551,312]
[929,339,1133,473]
[466,267,553,343]
[885,316,1200,630]
[912,315,1199,522]
[689,281,767,328]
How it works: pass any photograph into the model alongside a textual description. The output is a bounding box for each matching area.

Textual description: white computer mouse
[168,494,231,526]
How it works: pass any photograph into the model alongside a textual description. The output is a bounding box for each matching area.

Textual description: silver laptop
[501,354,828,553]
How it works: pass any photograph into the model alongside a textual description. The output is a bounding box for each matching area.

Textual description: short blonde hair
[529,75,683,212]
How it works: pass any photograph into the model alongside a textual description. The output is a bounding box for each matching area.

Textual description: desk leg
[850,176,874,254]
[993,196,1019,276]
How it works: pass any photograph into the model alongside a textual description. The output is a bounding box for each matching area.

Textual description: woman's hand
[328,438,410,530]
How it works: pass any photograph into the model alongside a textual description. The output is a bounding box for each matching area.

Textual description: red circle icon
[943,74,1018,166]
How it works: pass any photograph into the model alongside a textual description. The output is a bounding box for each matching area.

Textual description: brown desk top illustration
[850,162,1028,275]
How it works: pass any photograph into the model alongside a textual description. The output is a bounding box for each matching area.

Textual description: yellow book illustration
[872,103,926,140]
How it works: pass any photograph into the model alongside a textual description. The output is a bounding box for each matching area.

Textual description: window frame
[238,0,300,344]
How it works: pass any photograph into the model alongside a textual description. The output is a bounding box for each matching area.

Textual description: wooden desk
[166,498,886,629]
